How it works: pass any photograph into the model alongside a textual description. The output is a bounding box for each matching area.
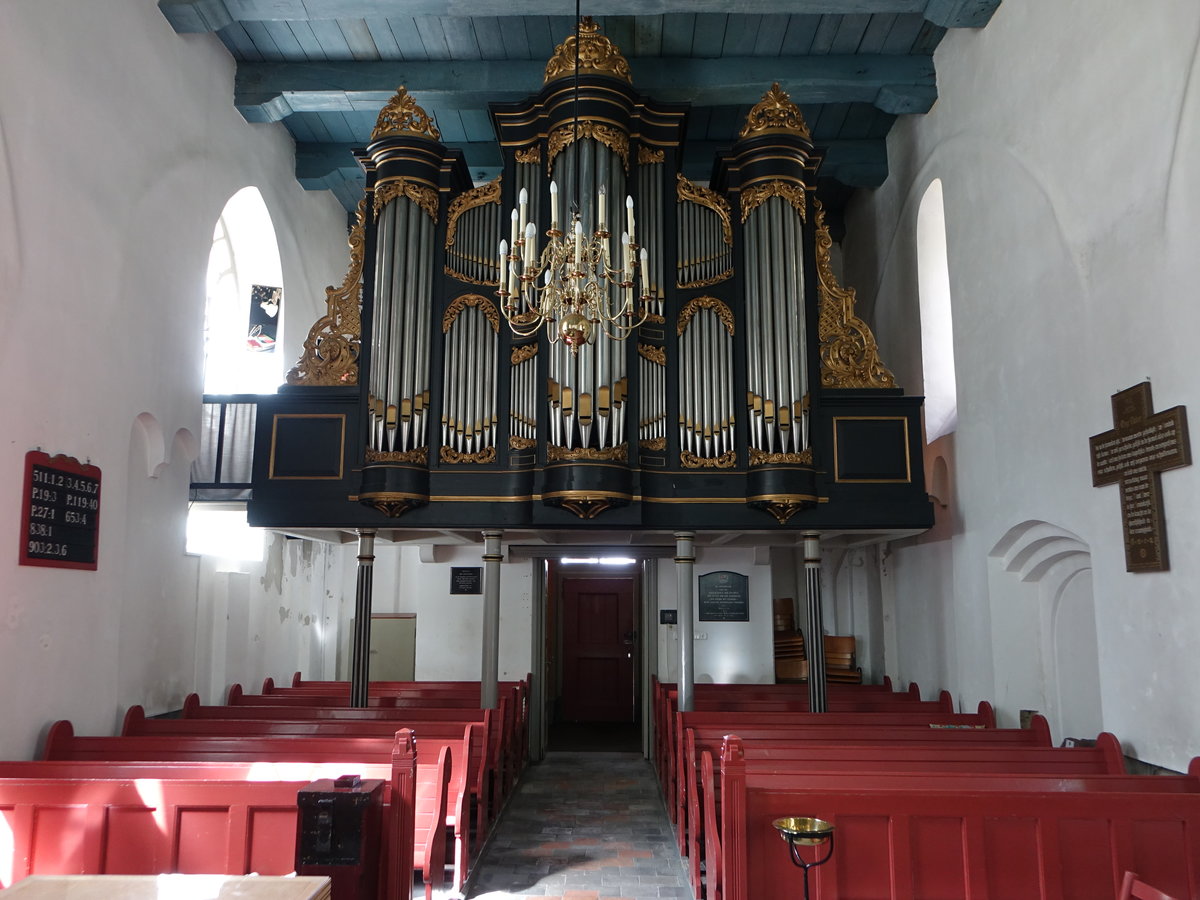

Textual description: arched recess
[916,178,957,443]
[132,412,167,479]
[0,119,19,305]
[987,520,1102,742]
[203,186,285,394]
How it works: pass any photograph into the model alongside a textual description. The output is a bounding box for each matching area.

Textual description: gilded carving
[547,444,629,463]
[445,177,501,249]
[443,265,497,288]
[365,498,422,518]
[639,145,666,165]
[509,435,538,450]
[677,174,733,245]
[543,17,632,85]
[740,180,807,223]
[681,449,737,469]
[442,294,501,333]
[514,146,542,164]
[371,86,442,141]
[440,445,498,464]
[814,199,897,389]
[759,500,807,525]
[366,448,429,465]
[559,498,614,519]
[749,448,814,466]
[640,437,666,452]
[511,343,539,365]
[547,122,629,172]
[286,198,366,386]
[638,343,666,366]
[644,313,666,325]
[677,296,735,337]
[375,178,439,223]
[738,82,812,141]
[677,270,734,290]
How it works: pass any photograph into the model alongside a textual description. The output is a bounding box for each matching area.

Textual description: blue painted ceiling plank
[468,17,504,60]
[303,19,351,59]
[440,17,482,60]
[363,18,403,60]
[387,17,430,61]
[242,21,286,61]
[522,17,558,62]
[689,14,727,58]
[338,19,382,61]
[857,13,897,54]
[287,21,328,61]
[633,15,664,57]
[879,13,925,52]
[752,14,789,56]
[721,15,764,57]
[413,17,453,61]
[497,17,532,59]
[661,13,697,57]
[779,15,820,55]
[808,15,842,55]
[829,14,872,54]
[216,23,261,60]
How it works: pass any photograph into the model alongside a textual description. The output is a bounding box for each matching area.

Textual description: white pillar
[803,531,827,712]
[481,530,503,709]
[675,531,696,712]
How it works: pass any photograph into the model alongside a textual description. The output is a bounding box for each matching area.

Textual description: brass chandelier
[496,13,652,354]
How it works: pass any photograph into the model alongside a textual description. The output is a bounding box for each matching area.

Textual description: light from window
[917,179,958,442]
[186,505,264,565]
[203,187,285,394]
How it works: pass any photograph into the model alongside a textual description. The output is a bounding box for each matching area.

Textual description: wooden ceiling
[159,1,1000,215]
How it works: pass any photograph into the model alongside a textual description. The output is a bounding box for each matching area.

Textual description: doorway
[548,568,641,751]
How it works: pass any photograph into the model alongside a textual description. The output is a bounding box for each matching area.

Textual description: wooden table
[0,875,331,899]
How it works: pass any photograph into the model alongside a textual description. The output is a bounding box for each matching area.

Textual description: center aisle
[464,751,693,900]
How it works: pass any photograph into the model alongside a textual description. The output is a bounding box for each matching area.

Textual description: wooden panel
[102,808,165,874]
[982,817,1040,898]
[911,817,966,899]
[30,806,90,875]
[364,18,404,60]
[175,808,230,874]
[248,809,301,875]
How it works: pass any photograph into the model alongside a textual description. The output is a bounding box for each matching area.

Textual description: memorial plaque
[450,566,482,595]
[698,570,749,622]
[19,451,102,570]
[1089,383,1190,572]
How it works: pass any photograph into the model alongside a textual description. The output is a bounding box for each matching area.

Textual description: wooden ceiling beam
[235,55,936,123]
[160,0,998,31]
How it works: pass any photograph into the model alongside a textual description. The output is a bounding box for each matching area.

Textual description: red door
[561,576,637,722]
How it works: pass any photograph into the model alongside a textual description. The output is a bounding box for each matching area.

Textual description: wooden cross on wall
[1089,382,1191,572]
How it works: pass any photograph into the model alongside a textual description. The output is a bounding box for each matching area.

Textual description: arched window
[917,179,957,442]
[203,187,284,393]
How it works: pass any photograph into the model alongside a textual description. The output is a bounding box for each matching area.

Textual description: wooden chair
[1119,871,1181,900]
[772,632,806,683]
[823,634,863,684]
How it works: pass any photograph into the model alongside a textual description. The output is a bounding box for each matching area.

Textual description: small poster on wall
[19,451,102,570]
[247,284,282,351]
[698,570,749,622]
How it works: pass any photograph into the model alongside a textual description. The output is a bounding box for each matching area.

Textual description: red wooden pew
[679,724,1127,898]
[716,735,1200,900]
[0,778,314,891]
[37,724,437,900]
[227,683,523,798]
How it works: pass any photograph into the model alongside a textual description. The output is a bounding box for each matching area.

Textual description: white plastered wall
[841,0,1200,770]
[0,1,349,758]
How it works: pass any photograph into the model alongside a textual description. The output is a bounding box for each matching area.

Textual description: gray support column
[350,529,377,708]
[481,529,503,709]
[675,531,696,712]
[803,531,827,712]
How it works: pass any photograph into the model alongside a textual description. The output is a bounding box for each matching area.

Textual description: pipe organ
[251,19,931,535]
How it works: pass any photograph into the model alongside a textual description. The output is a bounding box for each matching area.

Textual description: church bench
[695,755,1200,900]
[0,777,316,892]
[658,697,991,826]
[121,707,486,887]
[679,725,1126,895]
[714,736,1200,900]
[37,724,454,900]
[228,683,523,798]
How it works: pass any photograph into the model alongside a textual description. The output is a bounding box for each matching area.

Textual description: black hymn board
[20,451,101,570]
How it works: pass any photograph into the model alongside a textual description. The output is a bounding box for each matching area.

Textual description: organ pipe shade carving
[814,199,897,389]
[676,174,733,288]
[738,82,812,141]
[286,198,366,386]
[441,295,499,461]
[445,177,503,286]
[744,195,808,455]
[368,193,436,455]
[678,297,736,466]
